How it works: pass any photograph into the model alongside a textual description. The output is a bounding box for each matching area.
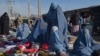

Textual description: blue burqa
[72,27,93,56]
[16,23,30,40]
[44,3,68,52]
[27,18,47,43]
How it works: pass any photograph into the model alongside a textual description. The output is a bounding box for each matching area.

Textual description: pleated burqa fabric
[27,18,47,43]
[44,3,68,52]
[72,28,93,56]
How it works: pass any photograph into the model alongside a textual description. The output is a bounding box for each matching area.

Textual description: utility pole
[0,3,1,16]
[38,0,41,18]
[6,0,14,18]
[7,0,10,16]
[28,0,30,18]
[28,0,31,26]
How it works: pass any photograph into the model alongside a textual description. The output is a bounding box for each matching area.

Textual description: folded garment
[41,43,49,50]
[0,42,4,47]
[5,41,16,45]
[17,45,26,51]
[24,48,39,53]
[0,48,6,53]
[14,53,27,56]
[23,42,31,48]
[5,45,16,51]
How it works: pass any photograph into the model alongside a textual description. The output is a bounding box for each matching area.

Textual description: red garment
[24,42,31,48]
[17,45,26,51]
[18,44,39,53]
[4,50,13,54]
[24,48,38,53]
[41,43,49,50]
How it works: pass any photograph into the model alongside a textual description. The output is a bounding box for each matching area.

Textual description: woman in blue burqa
[71,25,100,56]
[44,3,69,56]
[16,18,30,40]
[27,18,47,44]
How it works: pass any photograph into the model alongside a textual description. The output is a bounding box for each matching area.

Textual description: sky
[0,0,100,16]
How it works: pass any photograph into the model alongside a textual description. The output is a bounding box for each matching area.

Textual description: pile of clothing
[0,35,57,56]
